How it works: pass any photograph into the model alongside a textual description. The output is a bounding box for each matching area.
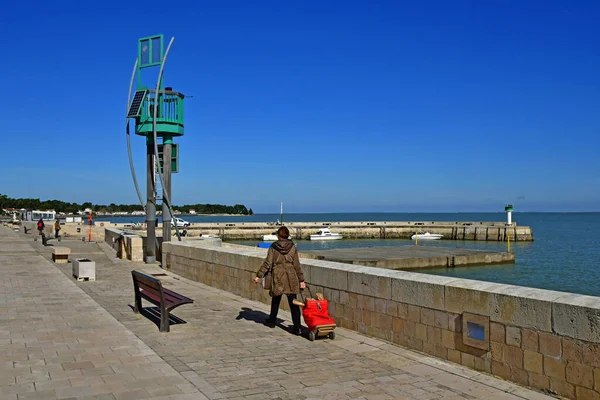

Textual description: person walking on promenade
[254,226,306,335]
[37,218,46,245]
[54,219,61,239]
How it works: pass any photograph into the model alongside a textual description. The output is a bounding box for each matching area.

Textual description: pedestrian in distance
[253,226,306,335]
[37,218,45,235]
[37,218,47,245]
[54,219,61,239]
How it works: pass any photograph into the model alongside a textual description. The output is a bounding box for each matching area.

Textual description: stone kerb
[392,271,452,310]
[161,241,600,399]
[164,242,261,273]
[488,285,561,332]
[551,293,600,342]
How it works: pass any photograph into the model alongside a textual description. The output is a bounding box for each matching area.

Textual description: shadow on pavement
[127,305,187,330]
[235,307,290,330]
[235,307,272,323]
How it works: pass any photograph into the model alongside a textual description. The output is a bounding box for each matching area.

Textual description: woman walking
[254,226,305,335]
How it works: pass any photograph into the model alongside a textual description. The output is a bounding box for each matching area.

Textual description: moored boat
[262,234,279,241]
[411,232,443,240]
[309,228,343,241]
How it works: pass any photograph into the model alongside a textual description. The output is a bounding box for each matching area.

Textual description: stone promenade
[0,226,557,400]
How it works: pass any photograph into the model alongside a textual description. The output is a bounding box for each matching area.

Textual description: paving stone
[34,379,72,391]
[146,385,183,397]
[54,386,97,398]
[0,382,35,396]
[75,395,117,400]
[14,389,58,400]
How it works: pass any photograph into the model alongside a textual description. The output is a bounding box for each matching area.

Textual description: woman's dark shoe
[265,318,277,327]
[290,326,302,336]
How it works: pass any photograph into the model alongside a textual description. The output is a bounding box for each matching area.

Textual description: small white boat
[411,232,443,240]
[309,228,343,241]
[199,233,220,239]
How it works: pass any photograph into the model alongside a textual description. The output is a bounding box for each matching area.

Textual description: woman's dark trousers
[269,294,301,329]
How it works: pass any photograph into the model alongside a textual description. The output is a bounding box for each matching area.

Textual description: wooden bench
[131,270,193,332]
[52,247,71,263]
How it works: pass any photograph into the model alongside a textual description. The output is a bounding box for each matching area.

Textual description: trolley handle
[300,283,314,303]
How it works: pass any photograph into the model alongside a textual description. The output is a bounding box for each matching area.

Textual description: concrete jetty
[302,245,515,270]
[0,225,552,399]
[180,220,534,241]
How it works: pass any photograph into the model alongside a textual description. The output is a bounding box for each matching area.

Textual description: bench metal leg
[159,307,170,333]
[134,292,142,314]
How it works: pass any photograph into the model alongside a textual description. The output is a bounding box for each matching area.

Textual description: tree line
[0,193,253,216]
[175,203,252,215]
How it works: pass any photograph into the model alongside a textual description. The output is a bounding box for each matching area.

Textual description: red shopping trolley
[300,285,337,341]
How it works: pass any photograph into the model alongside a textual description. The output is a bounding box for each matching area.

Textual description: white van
[171,217,191,228]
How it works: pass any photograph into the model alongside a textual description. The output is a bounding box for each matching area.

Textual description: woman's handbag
[262,267,273,290]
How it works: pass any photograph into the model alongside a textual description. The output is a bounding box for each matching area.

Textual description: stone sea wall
[162,241,600,399]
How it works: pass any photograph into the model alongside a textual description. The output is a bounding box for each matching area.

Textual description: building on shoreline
[19,209,56,221]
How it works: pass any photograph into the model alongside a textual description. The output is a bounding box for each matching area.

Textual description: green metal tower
[126,34,185,263]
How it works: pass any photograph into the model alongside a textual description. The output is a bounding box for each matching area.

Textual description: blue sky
[1,1,599,213]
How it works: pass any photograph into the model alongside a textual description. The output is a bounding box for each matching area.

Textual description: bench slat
[139,288,161,304]
[134,275,161,292]
[138,280,161,295]
[140,288,192,308]
[163,287,193,303]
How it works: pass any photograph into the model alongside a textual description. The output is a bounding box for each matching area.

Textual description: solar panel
[127,90,147,118]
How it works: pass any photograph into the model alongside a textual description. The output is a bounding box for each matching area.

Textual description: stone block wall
[104,228,144,262]
[162,241,600,399]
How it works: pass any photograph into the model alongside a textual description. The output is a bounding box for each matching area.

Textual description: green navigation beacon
[125,34,186,263]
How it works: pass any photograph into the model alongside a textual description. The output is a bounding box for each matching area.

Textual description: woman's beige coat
[256,239,304,297]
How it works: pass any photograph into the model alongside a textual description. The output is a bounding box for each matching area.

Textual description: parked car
[171,217,191,228]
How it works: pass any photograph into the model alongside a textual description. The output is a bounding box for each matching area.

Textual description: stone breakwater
[183,221,534,241]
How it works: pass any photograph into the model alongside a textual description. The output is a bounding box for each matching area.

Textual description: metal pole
[145,139,156,263]
[88,213,93,242]
[162,139,172,242]
[152,37,182,242]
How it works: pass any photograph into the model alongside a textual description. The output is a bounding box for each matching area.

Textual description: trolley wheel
[308,331,316,342]
[328,331,336,340]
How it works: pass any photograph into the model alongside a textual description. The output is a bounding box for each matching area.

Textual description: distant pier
[178,220,533,241]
